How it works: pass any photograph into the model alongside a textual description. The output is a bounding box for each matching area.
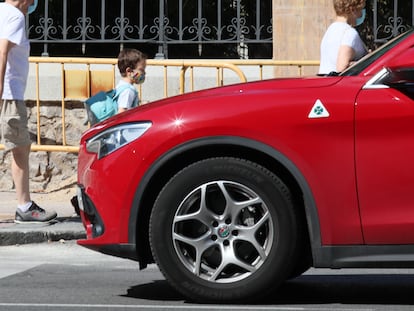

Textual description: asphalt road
[1,241,414,311]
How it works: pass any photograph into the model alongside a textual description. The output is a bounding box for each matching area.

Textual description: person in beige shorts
[0,0,56,223]
[1,100,31,147]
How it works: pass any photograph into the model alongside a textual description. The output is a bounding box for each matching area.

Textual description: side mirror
[382,67,414,100]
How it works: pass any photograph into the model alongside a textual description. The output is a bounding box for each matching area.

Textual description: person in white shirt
[0,0,57,223]
[319,0,367,75]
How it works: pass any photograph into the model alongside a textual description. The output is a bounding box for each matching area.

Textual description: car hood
[155,75,341,104]
[138,75,341,110]
[82,75,343,138]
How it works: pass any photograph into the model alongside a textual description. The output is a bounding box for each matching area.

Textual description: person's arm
[118,107,127,113]
[0,39,15,99]
[117,87,136,113]
[336,45,355,73]
[0,39,14,98]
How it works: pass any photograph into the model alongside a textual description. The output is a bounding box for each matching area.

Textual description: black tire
[149,157,299,303]
[288,256,311,279]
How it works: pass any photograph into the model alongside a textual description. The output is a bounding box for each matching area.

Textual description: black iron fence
[25,0,273,59]
[373,0,414,42]
[1,0,413,58]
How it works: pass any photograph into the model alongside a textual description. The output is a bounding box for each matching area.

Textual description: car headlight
[86,122,152,159]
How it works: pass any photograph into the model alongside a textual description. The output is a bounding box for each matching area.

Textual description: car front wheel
[149,157,299,302]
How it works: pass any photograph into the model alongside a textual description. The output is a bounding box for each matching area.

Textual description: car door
[355,60,414,244]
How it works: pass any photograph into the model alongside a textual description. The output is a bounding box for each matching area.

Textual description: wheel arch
[129,136,321,268]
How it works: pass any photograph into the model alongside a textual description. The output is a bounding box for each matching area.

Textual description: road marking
[0,261,40,279]
[0,303,375,310]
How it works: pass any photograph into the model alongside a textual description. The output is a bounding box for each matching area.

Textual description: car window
[340,29,414,77]
[364,66,414,100]
[383,67,414,100]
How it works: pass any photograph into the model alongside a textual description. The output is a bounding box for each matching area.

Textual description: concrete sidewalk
[0,190,86,246]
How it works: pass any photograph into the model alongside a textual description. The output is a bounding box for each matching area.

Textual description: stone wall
[0,101,86,193]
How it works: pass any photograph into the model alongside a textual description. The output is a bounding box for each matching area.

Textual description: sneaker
[14,202,58,224]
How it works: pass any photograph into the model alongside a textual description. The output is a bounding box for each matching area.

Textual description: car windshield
[340,29,414,76]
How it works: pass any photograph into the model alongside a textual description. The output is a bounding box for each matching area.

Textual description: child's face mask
[131,70,146,85]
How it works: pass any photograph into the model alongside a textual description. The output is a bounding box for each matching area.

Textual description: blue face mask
[27,0,38,15]
[356,8,366,27]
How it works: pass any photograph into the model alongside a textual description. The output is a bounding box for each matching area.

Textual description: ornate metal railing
[25,0,273,58]
[17,0,414,57]
[373,0,414,42]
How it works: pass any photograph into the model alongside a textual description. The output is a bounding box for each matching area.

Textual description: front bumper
[76,186,105,239]
[76,186,138,261]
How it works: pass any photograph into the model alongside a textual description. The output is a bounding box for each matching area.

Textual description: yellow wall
[272,0,334,76]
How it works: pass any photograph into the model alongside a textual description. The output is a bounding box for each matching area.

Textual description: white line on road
[0,303,375,311]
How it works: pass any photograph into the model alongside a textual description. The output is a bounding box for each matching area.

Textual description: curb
[0,217,86,246]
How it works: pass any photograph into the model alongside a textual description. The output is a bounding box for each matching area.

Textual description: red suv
[77,30,414,302]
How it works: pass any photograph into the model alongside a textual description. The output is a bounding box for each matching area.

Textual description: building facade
[272,0,333,75]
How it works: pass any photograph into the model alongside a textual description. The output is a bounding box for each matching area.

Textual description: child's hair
[117,48,147,77]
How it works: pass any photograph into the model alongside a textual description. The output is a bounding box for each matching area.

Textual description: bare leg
[11,144,31,206]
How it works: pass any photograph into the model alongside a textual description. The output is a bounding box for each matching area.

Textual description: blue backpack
[84,84,137,125]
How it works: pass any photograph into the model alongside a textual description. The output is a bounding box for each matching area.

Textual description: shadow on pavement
[125,280,184,301]
[125,274,414,305]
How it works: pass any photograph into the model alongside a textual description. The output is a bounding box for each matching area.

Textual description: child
[116,48,147,113]
[74,49,147,215]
